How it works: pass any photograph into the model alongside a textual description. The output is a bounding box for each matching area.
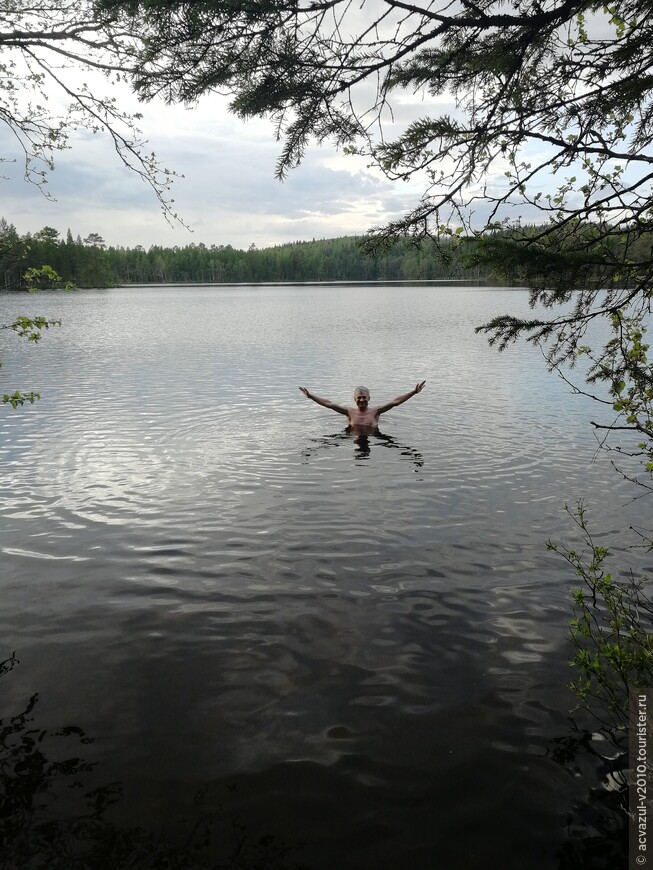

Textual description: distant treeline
[0,220,485,289]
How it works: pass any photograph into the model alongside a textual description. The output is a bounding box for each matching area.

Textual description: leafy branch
[548,502,653,734]
[1,265,72,408]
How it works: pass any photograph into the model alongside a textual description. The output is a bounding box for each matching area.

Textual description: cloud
[0,73,559,250]
[0,89,421,250]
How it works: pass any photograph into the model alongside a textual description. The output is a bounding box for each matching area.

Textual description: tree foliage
[102,1,653,235]
[0,257,71,407]
[0,0,178,217]
[548,503,653,733]
[0,220,489,286]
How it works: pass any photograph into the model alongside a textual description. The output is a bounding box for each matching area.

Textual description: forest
[0,220,486,289]
[4,218,651,291]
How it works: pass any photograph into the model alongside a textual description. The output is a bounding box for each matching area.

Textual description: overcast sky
[0,3,620,254]
[2,82,439,252]
[1,56,553,253]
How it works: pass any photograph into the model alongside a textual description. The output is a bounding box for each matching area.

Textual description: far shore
[116,278,498,288]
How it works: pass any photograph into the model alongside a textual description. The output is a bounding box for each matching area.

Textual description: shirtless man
[298,382,426,432]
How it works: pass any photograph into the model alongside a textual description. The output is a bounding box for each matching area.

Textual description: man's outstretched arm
[376,381,426,415]
[299,387,348,415]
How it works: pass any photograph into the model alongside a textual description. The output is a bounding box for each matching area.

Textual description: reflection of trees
[0,654,307,870]
[302,430,424,472]
[548,723,628,869]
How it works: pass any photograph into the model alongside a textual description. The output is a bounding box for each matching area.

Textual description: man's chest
[348,407,379,425]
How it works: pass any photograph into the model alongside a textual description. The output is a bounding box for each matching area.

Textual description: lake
[0,284,640,868]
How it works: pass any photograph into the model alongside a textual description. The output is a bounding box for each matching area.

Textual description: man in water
[298,382,426,432]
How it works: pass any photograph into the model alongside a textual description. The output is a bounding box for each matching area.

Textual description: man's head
[354,386,370,408]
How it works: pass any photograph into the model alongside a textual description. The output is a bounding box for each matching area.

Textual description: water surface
[0,285,641,868]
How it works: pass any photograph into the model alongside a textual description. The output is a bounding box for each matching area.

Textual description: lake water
[0,284,642,868]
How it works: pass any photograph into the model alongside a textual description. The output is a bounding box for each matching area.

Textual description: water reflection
[1,650,629,870]
[0,285,646,868]
[547,722,628,868]
[0,653,308,870]
[302,429,424,471]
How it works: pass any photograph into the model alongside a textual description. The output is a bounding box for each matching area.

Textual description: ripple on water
[0,286,635,868]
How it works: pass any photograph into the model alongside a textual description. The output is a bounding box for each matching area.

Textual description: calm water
[0,285,642,868]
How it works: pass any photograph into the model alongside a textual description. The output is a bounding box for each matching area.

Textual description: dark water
[0,285,642,868]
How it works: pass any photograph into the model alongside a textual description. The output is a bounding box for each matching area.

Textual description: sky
[1,24,533,255]
[1,2,447,253]
[0,1,568,256]
[0,3,626,254]
[1,84,435,252]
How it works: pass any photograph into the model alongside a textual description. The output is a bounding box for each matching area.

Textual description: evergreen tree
[0,220,28,290]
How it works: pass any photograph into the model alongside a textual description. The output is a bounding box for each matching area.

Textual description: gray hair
[354,386,370,398]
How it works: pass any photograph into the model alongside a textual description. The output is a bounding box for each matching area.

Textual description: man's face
[355,392,369,410]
